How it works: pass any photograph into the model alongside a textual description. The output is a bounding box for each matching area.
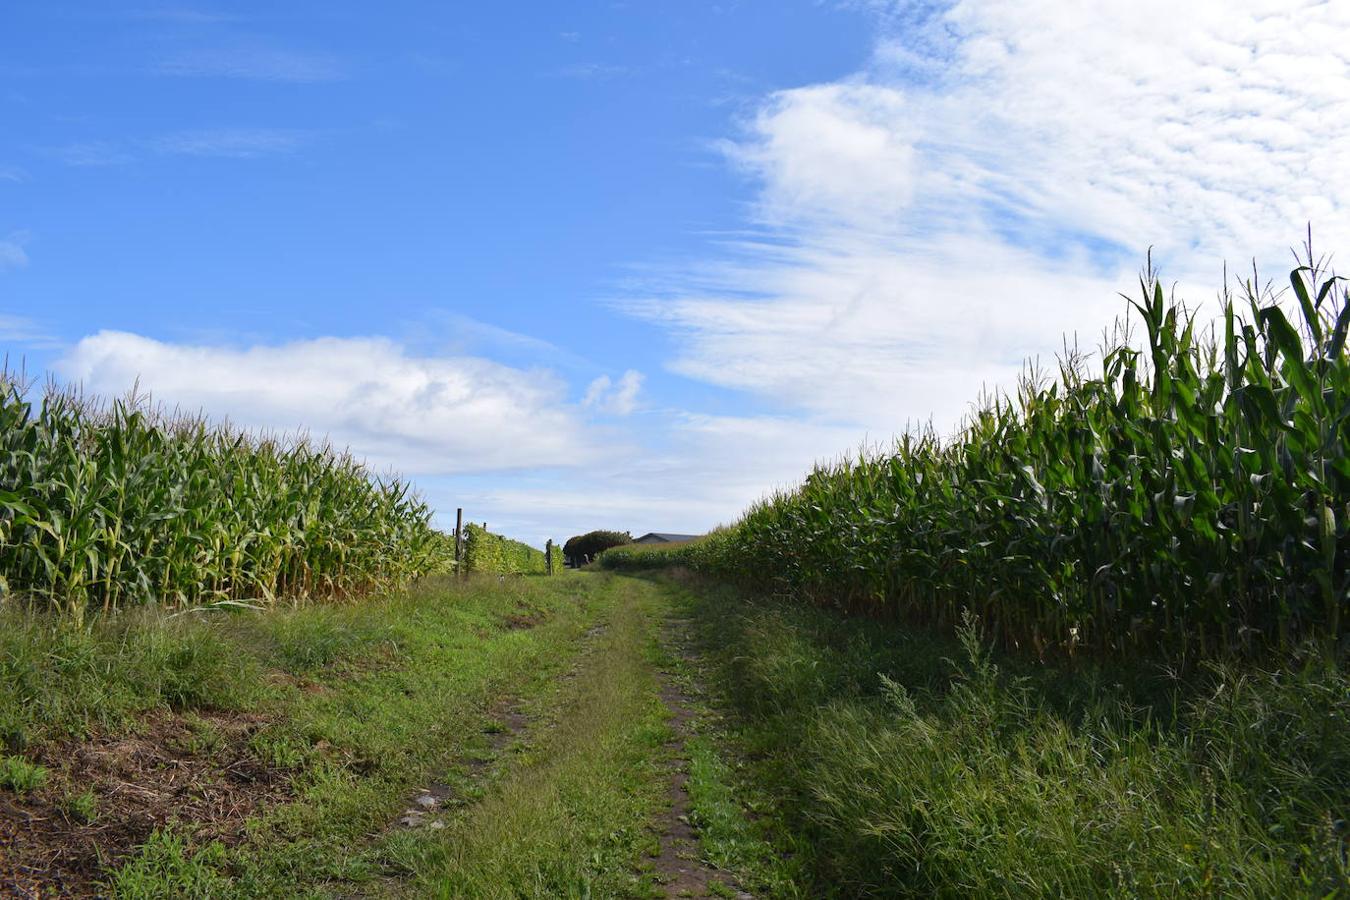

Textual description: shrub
[563,530,632,566]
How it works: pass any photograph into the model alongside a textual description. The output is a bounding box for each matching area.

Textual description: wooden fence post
[546,539,553,575]
[454,507,464,576]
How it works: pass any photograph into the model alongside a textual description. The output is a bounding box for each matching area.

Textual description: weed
[61,788,98,824]
[0,754,47,793]
[109,828,231,899]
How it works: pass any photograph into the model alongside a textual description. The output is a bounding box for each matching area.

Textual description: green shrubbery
[462,523,561,575]
[0,381,446,616]
[562,530,632,567]
[607,257,1350,657]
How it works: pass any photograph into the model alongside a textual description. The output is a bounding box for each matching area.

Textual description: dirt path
[651,618,751,899]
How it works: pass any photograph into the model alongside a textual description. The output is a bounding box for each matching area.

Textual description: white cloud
[54,141,135,167]
[723,83,917,227]
[0,165,25,183]
[425,411,868,546]
[623,0,1350,436]
[582,370,643,415]
[57,331,611,475]
[0,314,56,348]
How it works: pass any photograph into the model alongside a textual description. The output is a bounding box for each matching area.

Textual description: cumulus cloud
[623,0,1350,435]
[57,332,610,475]
[723,83,917,227]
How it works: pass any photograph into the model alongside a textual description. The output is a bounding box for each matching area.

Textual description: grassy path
[1,572,772,898]
[382,573,757,899]
[8,569,1342,897]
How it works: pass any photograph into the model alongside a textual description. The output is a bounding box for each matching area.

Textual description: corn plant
[0,381,449,618]
[462,524,560,575]
[605,253,1350,657]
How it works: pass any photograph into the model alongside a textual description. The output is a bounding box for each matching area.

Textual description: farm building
[632,532,700,545]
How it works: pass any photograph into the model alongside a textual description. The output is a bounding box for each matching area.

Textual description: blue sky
[4,1,1349,545]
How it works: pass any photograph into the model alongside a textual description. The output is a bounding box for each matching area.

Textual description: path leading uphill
[1,572,765,899]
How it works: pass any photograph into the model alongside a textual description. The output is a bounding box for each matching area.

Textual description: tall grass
[675,577,1350,897]
[604,252,1350,657]
[0,379,447,617]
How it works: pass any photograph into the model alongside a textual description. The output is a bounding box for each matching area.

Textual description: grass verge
[0,572,614,896]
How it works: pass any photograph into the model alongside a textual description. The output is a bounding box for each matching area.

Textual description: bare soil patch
[0,711,288,898]
[652,628,749,899]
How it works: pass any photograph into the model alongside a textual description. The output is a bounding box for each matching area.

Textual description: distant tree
[563,530,631,567]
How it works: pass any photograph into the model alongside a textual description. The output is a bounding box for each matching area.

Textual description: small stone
[429,820,446,830]
[399,814,423,828]
[415,794,440,809]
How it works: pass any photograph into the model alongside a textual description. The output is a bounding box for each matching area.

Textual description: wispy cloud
[424,313,595,372]
[50,129,311,166]
[0,165,26,183]
[621,0,1350,435]
[556,62,631,80]
[150,128,309,158]
[0,314,59,350]
[53,141,136,167]
[0,232,29,271]
[157,45,341,82]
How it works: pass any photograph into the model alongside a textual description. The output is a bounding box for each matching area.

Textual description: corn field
[461,523,561,575]
[605,256,1350,656]
[0,379,448,617]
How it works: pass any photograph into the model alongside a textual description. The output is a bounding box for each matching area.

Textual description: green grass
[60,787,98,823]
[684,734,801,897]
[0,753,48,793]
[388,575,672,898]
[664,572,1350,898]
[111,829,233,900]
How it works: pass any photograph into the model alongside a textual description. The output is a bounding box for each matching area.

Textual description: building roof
[632,532,700,544]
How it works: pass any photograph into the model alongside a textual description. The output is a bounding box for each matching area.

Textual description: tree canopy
[563,530,631,566]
